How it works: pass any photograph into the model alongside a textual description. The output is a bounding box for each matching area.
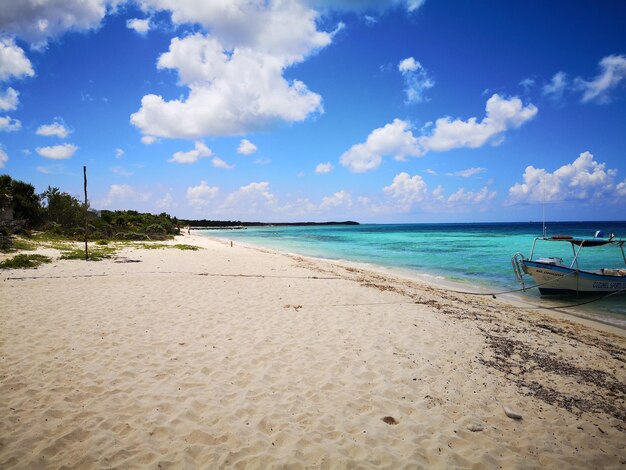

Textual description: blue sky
[1,0,625,223]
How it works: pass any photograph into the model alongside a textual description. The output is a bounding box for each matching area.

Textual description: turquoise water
[200,222,626,327]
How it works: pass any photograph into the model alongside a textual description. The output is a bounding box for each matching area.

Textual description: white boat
[512,234,626,296]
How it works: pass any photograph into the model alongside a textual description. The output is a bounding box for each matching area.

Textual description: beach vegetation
[1,175,180,242]
[0,254,51,269]
[60,248,115,261]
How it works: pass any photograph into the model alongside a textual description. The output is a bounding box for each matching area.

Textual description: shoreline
[2,233,625,468]
[201,232,626,335]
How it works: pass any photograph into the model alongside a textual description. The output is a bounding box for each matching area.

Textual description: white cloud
[115,148,124,158]
[156,191,177,209]
[340,94,537,173]
[0,0,113,47]
[0,87,19,111]
[447,187,495,205]
[35,143,78,159]
[111,166,133,177]
[320,190,352,209]
[383,172,428,206]
[446,167,486,178]
[0,38,34,80]
[36,164,63,174]
[168,141,212,164]
[131,32,324,138]
[36,120,70,138]
[186,181,219,207]
[315,162,333,174]
[100,183,151,208]
[383,172,496,213]
[131,0,335,139]
[0,115,21,132]
[575,54,626,104]
[617,181,626,197]
[340,118,420,172]
[519,77,535,93]
[398,57,434,104]
[212,157,234,169]
[542,71,568,100]
[507,151,622,205]
[0,146,8,168]
[126,18,150,34]
[237,138,257,155]
[141,135,158,145]
[419,94,538,153]
[220,181,276,215]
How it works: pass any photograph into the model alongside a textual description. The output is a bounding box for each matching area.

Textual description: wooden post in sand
[83,166,89,261]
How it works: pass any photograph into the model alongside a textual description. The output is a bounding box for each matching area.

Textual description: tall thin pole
[84,166,89,261]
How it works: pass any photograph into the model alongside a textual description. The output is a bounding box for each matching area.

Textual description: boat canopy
[539,236,624,248]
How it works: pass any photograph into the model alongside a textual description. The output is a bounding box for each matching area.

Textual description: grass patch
[60,246,117,261]
[136,243,200,251]
[0,254,51,269]
[173,244,200,251]
[0,237,38,253]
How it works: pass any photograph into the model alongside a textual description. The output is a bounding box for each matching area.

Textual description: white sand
[1,234,625,468]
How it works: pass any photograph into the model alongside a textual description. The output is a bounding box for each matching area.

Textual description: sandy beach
[1,233,625,469]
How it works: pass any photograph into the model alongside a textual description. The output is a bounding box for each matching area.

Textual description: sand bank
[1,234,625,468]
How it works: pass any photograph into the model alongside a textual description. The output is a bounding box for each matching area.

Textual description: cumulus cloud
[212,157,234,169]
[340,118,421,172]
[575,54,626,104]
[131,0,334,139]
[320,190,352,209]
[0,115,21,132]
[35,143,78,159]
[131,34,324,138]
[168,141,212,164]
[315,162,333,174]
[383,172,428,208]
[237,138,257,155]
[126,18,150,34]
[0,146,8,168]
[542,71,568,100]
[419,94,538,153]
[507,151,622,205]
[115,148,124,158]
[0,38,34,80]
[340,94,537,172]
[398,57,434,104]
[100,183,151,208]
[141,135,157,145]
[36,120,71,138]
[447,187,495,205]
[220,181,277,214]
[0,87,19,111]
[383,172,495,213]
[0,0,114,47]
[186,181,219,207]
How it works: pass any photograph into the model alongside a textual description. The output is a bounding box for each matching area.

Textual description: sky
[0,0,625,223]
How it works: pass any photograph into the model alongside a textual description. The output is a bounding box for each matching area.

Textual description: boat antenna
[541,176,546,237]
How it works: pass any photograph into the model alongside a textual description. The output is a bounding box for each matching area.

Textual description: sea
[199,221,626,328]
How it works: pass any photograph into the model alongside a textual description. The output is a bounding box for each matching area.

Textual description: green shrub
[0,254,51,269]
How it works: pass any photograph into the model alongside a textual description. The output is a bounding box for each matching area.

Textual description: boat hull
[522,260,626,295]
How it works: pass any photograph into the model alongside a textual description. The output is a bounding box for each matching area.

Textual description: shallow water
[200,221,626,327]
